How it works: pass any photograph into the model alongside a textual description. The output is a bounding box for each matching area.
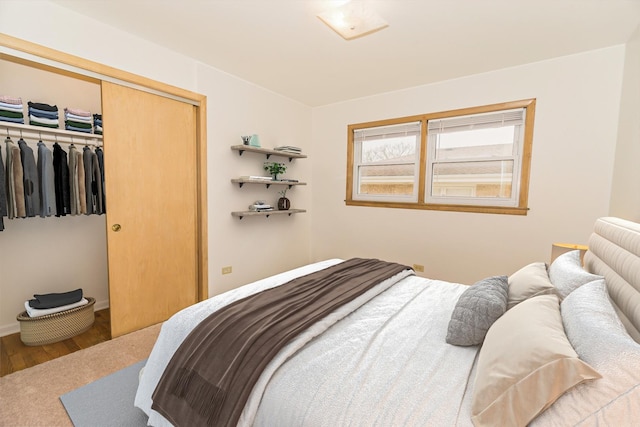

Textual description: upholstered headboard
[584,217,640,343]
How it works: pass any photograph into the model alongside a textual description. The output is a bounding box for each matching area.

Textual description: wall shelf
[231,144,306,220]
[1,121,102,145]
[231,178,307,189]
[231,145,307,161]
[231,208,306,220]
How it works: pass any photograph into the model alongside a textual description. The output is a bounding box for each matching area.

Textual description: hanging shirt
[53,143,71,216]
[18,138,40,218]
[90,149,103,214]
[83,146,93,215]
[68,144,79,215]
[11,143,25,218]
[77,149,86,215]
[37,141,56,217]
[5,137,16,218]
[0,146,5,231]
[95,147,106,213]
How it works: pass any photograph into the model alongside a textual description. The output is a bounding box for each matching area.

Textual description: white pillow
[548,250,602,299]
[531,279,640,425]
[507,262,556,309]
[471,294,600,427]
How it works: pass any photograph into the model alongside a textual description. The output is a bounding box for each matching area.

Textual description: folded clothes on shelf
[65,112,93,123]
[0,96,25,123]
[29,114,59,126]
[64,120,92,129]
[0,95,23,105]
[27,101,58,112]
[29,108,58,119]
[0,115,24,124]
[0,101,24,112]
[64,107,92,117]
[27,101,59,128]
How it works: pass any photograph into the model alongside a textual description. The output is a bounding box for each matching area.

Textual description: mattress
[135,259,477,426]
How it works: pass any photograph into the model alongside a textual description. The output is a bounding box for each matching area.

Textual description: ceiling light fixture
[317,1,388,41]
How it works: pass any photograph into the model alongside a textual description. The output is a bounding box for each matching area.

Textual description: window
[346,99,536,215]
[351,121,421,203]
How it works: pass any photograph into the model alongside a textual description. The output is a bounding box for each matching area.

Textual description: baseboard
[0,323,19,337]
[94,298,110,311]
[0,298,110,337]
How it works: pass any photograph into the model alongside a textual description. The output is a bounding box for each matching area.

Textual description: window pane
[358,163,414,195]
[431,160,514,199]
[434,126,515,161]
[357,134,417,197]
[360,135,416,163]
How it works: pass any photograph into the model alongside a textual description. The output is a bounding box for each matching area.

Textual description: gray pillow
[446,275,508,346]
[548,250,602,299]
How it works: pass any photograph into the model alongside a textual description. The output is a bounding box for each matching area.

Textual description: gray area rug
[60,359,148,427]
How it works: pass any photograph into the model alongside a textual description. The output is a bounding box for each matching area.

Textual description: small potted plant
[264,162,287,181]
[277,188,290,210]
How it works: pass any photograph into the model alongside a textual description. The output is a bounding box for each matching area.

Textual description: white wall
[0,0,313,334]
[196,64,313,297]
[610,25,640,221]
[310,46,626,284]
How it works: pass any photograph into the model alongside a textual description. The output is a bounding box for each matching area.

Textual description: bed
[134,216,640,426]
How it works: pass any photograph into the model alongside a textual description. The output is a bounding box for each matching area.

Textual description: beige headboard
[584,217,640,343]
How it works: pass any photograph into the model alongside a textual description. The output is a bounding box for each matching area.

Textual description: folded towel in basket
[24,298,89,318]
[28,288,83,309]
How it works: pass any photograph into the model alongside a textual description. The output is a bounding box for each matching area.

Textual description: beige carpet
[0,323,162,427]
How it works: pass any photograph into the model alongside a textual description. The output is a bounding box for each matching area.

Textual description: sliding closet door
[102,81,198,337]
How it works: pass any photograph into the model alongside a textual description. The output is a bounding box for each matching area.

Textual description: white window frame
[351,121,421,203]
[425,108,526,207]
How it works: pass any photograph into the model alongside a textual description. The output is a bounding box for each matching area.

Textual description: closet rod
[1,122,102,147]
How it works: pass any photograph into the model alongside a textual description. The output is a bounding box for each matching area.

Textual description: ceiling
[51,0,640,107]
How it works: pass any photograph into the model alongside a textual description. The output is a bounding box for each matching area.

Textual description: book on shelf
[239,175,274,181]
[249,203,273,211]
[274,145,302,153]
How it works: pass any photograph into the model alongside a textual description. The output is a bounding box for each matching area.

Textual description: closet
[0,34,208,338]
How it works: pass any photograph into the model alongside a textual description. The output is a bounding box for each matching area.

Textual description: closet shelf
[1,121,102,145]
[231,208,306,220]
[231,145,307,161]
[231,178,307,189]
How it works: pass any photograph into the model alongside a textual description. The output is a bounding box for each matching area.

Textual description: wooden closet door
[102,81,198,337]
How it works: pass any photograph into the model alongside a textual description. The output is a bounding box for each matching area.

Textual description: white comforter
[135,259,479,426]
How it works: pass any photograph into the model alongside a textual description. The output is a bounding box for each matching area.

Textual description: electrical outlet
[222,266,232,275]
[412,264,424,272]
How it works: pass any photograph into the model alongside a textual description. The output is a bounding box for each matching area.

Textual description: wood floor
[0,308,111,377]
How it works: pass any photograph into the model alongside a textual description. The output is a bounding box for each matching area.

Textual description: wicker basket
[17,297,96,346]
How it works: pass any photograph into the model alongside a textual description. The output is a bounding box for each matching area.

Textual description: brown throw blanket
[151,258,411,427]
